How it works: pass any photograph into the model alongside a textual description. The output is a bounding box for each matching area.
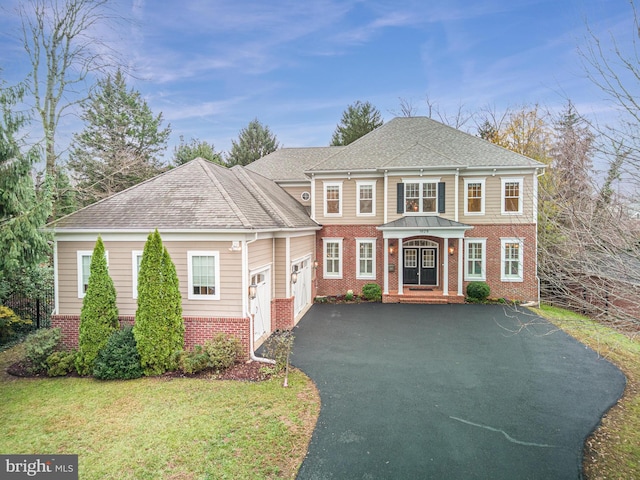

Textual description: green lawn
[532,304,640,479]
[0,344,320,480]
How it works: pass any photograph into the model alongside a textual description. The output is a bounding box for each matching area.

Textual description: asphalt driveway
[290,304,626,480]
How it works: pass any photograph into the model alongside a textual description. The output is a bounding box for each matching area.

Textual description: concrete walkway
[291,304,626,480]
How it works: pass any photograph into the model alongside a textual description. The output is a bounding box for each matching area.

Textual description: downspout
[53,239,59,315]
[243,233,276,365]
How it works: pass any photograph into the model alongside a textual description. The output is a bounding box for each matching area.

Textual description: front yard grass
[0,344,320,480]
[532,304,640,479]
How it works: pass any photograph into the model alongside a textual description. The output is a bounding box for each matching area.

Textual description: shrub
[362,283,382,302]
[46,350,77,377]
[467,281,491,302]
[24,328,61,374]
[173,346,210,374]
[0,306,32,342]
[345,290,354,301]
[261,330,294,373]
[75,236,119,376]
[93,327,143,380]
[204,334,242,372]
[134,230,184,376]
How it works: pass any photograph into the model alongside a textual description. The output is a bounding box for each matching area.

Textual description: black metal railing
[5,287,55,330]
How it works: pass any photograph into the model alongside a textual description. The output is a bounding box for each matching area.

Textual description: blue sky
[0,0,633,162]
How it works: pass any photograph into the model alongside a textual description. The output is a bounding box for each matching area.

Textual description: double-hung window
[501,238,524,282]
[464,178,485,215]
[132,251,143,298]
[323,238,343,278]
[356,181,376,216]
[405,181,437,213]
[356,238,376,279]
[77,250,109,298]
[465,239,486,281]
[188,251,220,300]
[324,182,342,216]
[502,178,523,215]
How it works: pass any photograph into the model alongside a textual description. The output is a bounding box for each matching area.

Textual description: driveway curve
[291,304,625,480]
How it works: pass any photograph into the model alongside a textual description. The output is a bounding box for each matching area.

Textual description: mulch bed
[6,359,273,382]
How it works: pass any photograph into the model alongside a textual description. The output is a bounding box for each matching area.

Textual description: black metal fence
[4,286,55,330]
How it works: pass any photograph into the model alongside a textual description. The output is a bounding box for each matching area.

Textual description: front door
[403,247,437,286]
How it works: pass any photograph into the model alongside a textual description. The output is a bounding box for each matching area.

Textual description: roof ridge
[233,167,295,228]
[198,160,253,228]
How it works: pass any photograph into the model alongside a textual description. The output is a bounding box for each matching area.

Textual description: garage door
[251,268,271,342]
[292,257,312,318]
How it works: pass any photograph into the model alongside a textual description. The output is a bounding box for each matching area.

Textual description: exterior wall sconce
[389,245,395,256]
[248,283,257,300]
[291,267,298,284]
[448,242,455,256]
[313,260,319,269]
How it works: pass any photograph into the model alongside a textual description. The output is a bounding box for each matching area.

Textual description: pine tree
[75,236,119,375]
[134,230,183,376]
[331,101,383,146]
[226,119,280,166]
[68,70,170,206]
[172,136,223,166]
[0,80,52,300]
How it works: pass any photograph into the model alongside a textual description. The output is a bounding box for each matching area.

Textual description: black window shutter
[397,183,404,214]
[438,182,445,213]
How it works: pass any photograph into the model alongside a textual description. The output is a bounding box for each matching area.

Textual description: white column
[397,239,403,295]
[458,237,464,296]
[443,240,449,296]
[383,238,389,294]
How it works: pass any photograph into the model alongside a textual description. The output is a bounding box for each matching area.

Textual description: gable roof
[49,158,319,232]
[245,146,345,182]
[307,117,545,172]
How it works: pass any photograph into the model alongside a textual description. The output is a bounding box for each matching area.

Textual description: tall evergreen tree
[0,80,52,300]
[75,236,119,375]
[134,230,183,376]
[226,119,280,166]
[331,101,383,146]
[67,70,170,206]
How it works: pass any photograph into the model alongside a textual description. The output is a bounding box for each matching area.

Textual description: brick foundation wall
[272,297,294,330]
[51,314,252,360]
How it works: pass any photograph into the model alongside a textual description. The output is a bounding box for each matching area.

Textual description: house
[50,116,544,357]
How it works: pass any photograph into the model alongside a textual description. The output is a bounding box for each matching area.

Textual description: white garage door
[292,257,312,318]
[251,268,271,342]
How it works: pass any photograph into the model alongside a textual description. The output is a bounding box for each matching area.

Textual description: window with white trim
[356,238,376,279]
[405,181,437,213]
[188,251,220,300]
[501,178,523,215]
[465,239,486,281]
[501,238,523,282]
[324,182,342,216]
[356,181,376,216]
[132,251,143,299]
[464,178,485,215]
[77,250,109,298]
[323,238,343,278]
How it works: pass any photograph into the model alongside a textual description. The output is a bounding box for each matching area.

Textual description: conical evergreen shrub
[134,230,184,375]
[75,236,119,375]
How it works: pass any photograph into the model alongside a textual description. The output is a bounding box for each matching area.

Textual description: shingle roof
[307,117,544,172]
[49,158,319,231]
[245,146,345,181]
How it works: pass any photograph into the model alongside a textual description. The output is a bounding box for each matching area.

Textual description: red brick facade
[272,297,294,330]
[316,222,539,302]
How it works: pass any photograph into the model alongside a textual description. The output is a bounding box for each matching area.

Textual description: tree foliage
[133,230,184,376]
[67,70,170,206]
[17,0,125,176]
[75,236,119,375]
[172,136,223,166]
[0,80,52,300]
[331,101,383,146]
[226,119,280,166]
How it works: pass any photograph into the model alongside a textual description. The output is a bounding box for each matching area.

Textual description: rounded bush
[204,334,242,372]
[24,328,61,374]
[467,281,491,302]
[47,350,77,377]
[362,283,382,302]
[93,327,143,380]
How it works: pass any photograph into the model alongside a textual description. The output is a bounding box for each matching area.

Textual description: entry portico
[378,216,473,299]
